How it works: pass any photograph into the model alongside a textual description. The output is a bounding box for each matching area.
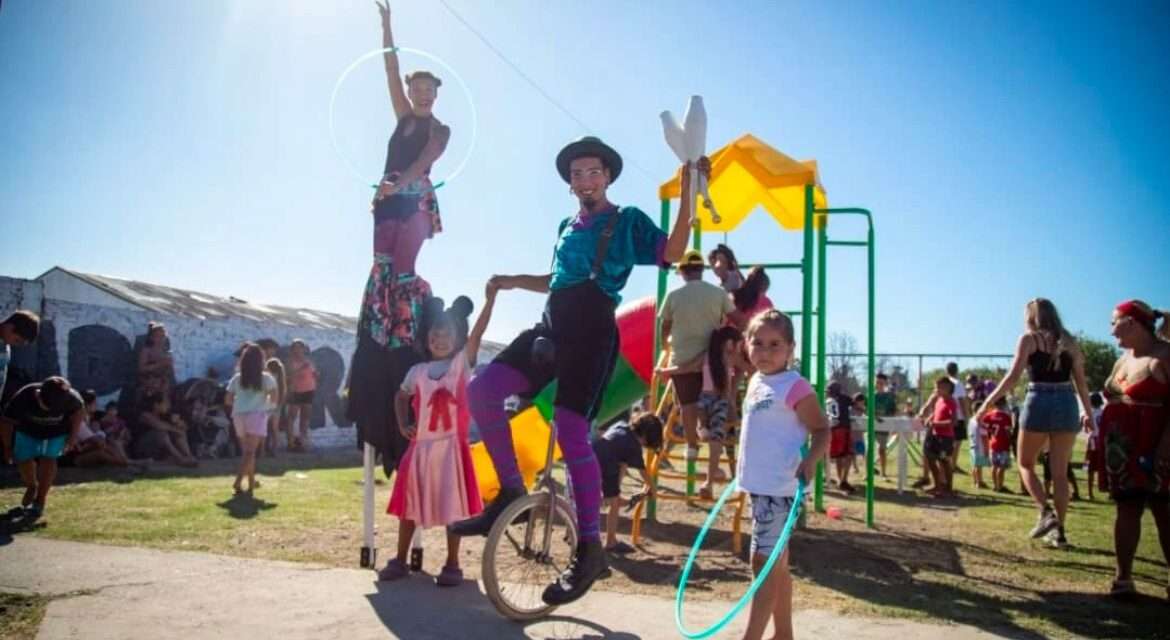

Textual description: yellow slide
[469,406,561,501]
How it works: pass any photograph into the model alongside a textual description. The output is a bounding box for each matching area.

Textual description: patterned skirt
[358,261,432,349]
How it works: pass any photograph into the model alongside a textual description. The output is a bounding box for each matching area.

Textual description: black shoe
[541,540,608,605]
[1046,526,1069,549]
[448,486,526,537]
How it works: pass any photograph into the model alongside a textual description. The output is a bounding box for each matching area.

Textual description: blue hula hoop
[674,479,805,639]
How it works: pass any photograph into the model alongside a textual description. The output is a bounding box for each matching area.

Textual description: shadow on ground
[366,577,642,640]
[617,503,1164,640]
[215,493,278,519]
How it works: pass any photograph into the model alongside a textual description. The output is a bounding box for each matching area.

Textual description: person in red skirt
[1100,299,1170,601]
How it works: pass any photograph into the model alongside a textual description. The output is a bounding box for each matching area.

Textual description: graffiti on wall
[1,320,60,405]
[58,322,351,429]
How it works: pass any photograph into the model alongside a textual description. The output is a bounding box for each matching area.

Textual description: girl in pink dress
[380,282,498,586]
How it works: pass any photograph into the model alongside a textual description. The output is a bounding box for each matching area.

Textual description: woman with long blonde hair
[978,298,1093,548]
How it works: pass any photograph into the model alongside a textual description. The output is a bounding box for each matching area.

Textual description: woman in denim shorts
[978,299,1093,549]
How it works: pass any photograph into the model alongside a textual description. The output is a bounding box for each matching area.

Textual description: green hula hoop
[674,478,805,639]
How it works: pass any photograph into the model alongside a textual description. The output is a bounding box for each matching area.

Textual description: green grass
[2,446,1168,639]
[0,593,50,640]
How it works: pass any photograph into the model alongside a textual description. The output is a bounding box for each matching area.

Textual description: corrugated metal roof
[36,268,509,355]
[46,267,358,332]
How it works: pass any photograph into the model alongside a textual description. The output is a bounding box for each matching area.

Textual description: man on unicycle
[450,136,704,605]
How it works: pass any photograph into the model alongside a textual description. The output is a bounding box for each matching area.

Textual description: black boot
[448,486,526,537]
[541,540,608,605]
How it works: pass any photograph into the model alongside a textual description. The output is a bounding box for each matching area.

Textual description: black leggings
[492,282,618,419]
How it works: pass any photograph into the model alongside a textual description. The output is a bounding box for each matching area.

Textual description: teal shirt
[548,206,666,304]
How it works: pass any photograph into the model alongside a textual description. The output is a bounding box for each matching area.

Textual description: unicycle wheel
[482,493,578,621]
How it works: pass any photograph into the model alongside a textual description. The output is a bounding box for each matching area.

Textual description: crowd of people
[2,5,1166,635]
[0,309,329,517]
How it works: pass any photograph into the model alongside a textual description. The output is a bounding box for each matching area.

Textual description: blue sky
[2,1,1168,376]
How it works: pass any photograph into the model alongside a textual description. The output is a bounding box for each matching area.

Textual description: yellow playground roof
[659,134,828,232]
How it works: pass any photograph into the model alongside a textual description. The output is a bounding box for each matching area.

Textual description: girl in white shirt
[736,310,829,640]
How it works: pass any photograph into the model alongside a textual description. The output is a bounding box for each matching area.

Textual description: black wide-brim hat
[556,136,623,184]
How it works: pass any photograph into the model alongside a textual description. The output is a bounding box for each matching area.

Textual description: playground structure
[633,133,878,528]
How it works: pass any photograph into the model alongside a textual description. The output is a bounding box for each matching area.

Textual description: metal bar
[814,206,827,513]
[816,353,1012,359]
[865,215,876,528]
[738,262,804,270]
[826,240,868,247]
[800,183,820,517]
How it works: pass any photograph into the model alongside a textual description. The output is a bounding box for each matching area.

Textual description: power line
[436,0,655,181]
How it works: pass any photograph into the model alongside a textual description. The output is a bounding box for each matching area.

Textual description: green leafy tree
[1077,334,1119,391]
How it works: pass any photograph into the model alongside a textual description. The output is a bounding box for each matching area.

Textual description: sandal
[435,564,463,587]
[1109,578,1137,601]
[378,558,409,581]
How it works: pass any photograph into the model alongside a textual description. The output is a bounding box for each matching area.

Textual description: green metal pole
[651,197,670,521]
[815,207,827,514]
[800,184,818,516]
[865,217,876,528]
[815,207,877,526]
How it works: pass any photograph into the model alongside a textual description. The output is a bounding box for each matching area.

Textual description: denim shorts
[750,494,797,557]
[1019,383,1079,433]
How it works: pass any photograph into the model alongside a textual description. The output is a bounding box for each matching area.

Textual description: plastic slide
[471,296,657,500]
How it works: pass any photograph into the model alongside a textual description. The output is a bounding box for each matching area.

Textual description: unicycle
[481,419,578,621]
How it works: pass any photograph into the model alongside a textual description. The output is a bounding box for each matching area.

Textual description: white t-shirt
[735,370,816,497]
[949,376,967,419]
[228,372,277,414]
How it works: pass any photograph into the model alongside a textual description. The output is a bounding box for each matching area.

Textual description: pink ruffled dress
[387,351,483,527]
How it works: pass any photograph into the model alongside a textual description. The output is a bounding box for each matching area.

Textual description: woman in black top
[372,2,450,280]
[979,298,1093,548]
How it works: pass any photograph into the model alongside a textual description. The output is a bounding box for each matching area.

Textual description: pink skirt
[233,412,269,439]
[387,434,482,528]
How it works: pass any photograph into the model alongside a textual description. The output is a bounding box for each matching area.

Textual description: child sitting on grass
[593,411,661,554]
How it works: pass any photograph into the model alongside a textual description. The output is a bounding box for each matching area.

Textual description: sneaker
[911,478,930,489]
[1046,527,1069,549]
[435,564,463,587]
[448,486,526,537]
[1029,508,1059,539]
[657,457,675,471]
[542,541,609,605]
[3,505,25,519]
[377,558,409,581]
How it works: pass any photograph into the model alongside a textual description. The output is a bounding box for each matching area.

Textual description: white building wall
[27,294,359,450]
[0,276,44,315]
[39,269,141,311]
